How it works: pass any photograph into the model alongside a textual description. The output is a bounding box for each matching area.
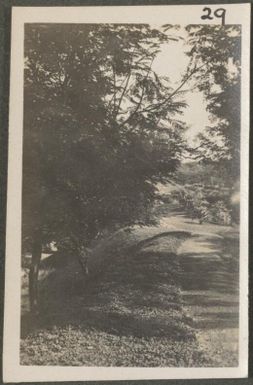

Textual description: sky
[152,31,210,145]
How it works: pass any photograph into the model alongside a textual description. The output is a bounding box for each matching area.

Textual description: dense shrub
[207,201,232,225]
[173,186,233,225]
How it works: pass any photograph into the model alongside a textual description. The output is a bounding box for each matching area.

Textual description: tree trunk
[77,247,89,276]
[29,232,42,314]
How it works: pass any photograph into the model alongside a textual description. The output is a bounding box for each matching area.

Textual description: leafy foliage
[173,184,232,225]
[185,25,241,180]
[23,24,187,250]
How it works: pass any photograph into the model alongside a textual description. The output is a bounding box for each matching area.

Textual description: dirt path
[162,213,239,366]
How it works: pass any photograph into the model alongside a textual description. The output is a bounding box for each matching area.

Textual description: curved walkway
[166,213,239,366]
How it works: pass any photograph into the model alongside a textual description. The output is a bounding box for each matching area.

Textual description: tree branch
[114,71,131,117]
[137,62,207,114]
[114,49,136,117]
[117,56,155,128]
[107,65,117,115]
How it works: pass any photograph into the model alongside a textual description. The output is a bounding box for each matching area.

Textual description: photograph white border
[3,4,250,382]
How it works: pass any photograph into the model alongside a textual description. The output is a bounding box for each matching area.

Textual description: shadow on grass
[179,235,239,330]
[21,233,193,341]
[21,228,239,342]
[194,312,239,329]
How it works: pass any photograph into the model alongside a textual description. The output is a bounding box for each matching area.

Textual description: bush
[207,201,232,225]
[173,187,232,225]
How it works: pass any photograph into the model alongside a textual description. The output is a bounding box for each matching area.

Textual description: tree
[23,24,188,312]
[184,25,241,182]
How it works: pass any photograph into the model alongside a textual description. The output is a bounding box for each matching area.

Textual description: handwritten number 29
[201,7,226,26]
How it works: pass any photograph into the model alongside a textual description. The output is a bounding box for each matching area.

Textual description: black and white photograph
[3,4,250,382]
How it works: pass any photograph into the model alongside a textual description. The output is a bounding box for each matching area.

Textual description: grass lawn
[21,229,209,367]
[20,205,239,367]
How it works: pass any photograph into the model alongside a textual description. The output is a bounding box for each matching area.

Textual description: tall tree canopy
[23,24,188,311]
[184,25,241,182]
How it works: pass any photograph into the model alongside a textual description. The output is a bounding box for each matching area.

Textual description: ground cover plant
[21,230,209,366]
